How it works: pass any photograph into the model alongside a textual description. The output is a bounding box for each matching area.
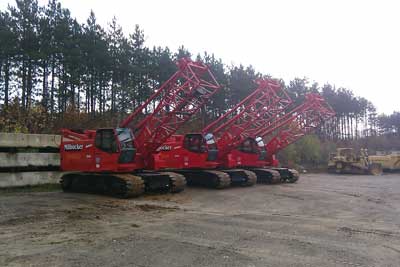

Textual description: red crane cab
[221,137,269,168]
[60,128,139,173]
[150,133,219,170]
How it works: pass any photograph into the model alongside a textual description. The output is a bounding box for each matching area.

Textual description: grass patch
[0,183,61,194]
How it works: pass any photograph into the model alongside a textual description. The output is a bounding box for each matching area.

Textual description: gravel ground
[0,173,400,267]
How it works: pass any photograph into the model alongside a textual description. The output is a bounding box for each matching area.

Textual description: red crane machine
[149,79,293,188]
[59,58,221,197]
[253,93,335,182]
[211,79,293,184]
[214,92,334,184]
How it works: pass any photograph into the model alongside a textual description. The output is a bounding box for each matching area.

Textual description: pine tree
[9,0,40,109]
[0,11,17,107]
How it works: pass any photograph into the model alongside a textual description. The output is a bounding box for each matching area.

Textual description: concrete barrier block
[0,153,60,168]
[0,133,61,148]
[0,171,62,188]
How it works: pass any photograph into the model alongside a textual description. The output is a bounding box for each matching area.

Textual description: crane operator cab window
[256,137,267,160]
[238,138,259,154]
[116,128,136,163]
[95,129,118,153]
[205,133,218,161]
[184,134,206,153]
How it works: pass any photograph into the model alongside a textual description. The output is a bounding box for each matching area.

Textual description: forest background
[1,0,399,168]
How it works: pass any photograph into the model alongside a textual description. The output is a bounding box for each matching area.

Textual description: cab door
[94,129,119,171]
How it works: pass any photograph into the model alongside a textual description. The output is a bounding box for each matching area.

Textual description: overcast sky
[1,0,399,114]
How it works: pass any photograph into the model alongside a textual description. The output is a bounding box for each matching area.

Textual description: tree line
[0,0,398,139]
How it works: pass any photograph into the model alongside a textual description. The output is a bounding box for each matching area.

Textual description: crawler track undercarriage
[243,167,299,184]
[245,168,281,184]
[60,171,186,198]
[271,168,300,183]
[173,169,257,189]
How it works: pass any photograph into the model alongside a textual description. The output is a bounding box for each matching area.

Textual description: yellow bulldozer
[328,148,383,175]
[369,152,400,172]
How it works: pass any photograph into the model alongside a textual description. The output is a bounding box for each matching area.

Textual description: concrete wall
[0,152,60,168]
[0,172,62,188]
[0,132,62,188]
[0,133,61,148]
